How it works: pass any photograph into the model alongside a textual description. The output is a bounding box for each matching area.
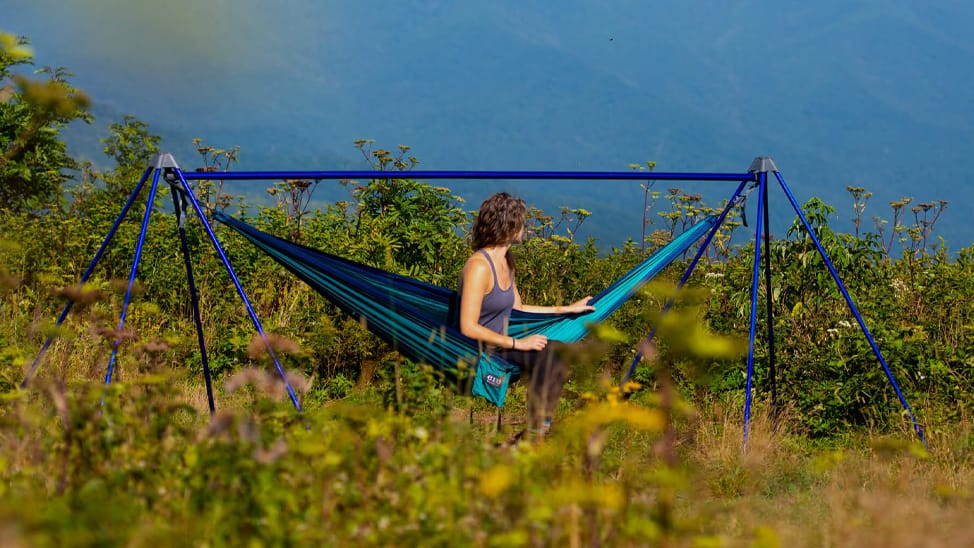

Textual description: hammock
[215,212,717,405]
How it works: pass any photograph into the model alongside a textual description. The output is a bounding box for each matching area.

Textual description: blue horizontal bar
[179,169,756,183]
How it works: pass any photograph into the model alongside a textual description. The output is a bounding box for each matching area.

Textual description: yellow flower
[478,465,513,498]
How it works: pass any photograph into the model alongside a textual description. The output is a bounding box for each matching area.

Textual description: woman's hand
[561,296,595,314]
[515,334,549,351]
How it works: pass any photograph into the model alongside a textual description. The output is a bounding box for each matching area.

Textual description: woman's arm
[513,283,595,315]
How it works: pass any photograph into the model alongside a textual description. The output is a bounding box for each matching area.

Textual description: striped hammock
[215,212,716,405]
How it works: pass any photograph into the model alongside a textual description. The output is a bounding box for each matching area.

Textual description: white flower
[891,279,907,295]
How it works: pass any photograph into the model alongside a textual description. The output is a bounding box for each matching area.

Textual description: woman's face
[509,215,526,244]
[512,226,525,244]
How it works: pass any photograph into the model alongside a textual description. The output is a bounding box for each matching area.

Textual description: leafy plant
[1,35,91,213]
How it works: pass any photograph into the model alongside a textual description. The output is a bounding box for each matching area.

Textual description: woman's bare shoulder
[462,251,489,271]
[461,253,492,287]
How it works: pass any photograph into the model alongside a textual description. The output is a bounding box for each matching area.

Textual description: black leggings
[497,341,569,428]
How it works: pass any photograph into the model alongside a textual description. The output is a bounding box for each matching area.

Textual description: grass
[680,399,974,547]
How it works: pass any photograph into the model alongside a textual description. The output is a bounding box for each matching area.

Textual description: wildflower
[254,438,289,464]
[247,332,302,359]
[621,381,642,394]
[890,279,907,295]
[479,465,513,498]
[199,409,236,440]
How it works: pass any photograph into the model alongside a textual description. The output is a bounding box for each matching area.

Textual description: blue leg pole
[170,186,216,414]
[743,173,767,449]
[22,166,155,387]
[761,178,778,426]
[621,181,749,386]
[170,169,303,412]
[773,171,925,443]
[105,169,163,384]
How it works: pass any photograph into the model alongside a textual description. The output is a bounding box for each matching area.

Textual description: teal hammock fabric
[215,212,716,405]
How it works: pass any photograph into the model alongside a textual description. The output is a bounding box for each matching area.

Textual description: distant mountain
[6,0,973,250]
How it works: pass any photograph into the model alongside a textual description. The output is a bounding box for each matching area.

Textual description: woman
[458,192,594,436]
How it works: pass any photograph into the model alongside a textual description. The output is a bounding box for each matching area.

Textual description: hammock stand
[22,153,925,447]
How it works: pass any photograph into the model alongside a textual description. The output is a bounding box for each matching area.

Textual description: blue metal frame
[761,176,778,428]
[774,170,925,443]
[743,172,768,446]
[184,169,754,182]
[619,180,749,385]
[21,165,154,388]
[23,154,924,446]
[104,169,163,384]
[169,167,304,411]
[171,186,216,413]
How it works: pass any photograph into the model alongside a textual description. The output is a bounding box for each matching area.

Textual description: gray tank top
[459,250,515,334]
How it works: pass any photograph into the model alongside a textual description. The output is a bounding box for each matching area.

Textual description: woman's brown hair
[471,192,526,271]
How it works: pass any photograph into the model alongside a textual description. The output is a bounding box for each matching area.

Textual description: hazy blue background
[4,0,973,249]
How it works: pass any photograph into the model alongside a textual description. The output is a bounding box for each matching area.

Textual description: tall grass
[683,398,974,547]
[3,322,973,546]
